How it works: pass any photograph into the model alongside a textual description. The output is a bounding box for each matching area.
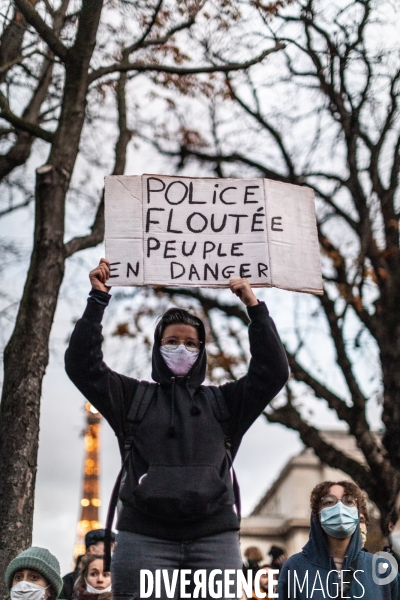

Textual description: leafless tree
[0,0,284,589]
[127,0,400,527]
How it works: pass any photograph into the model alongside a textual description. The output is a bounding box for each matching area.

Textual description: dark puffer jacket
[65,289,288,541]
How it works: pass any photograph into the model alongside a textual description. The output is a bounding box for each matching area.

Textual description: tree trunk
[0,165,65,588]
[0,0,104,588]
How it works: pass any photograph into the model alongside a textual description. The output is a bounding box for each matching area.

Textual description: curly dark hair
[310,480,368,521]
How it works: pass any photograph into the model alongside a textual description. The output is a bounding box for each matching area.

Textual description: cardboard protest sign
[105,174,323,294]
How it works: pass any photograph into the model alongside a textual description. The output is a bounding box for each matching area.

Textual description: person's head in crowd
[258,565,272,593]
[84,530,115,556]
[5,547,62,600]
[74,555,111,598]
[311,480,365,551]
[244,546,264,568]
[268,545,286,569]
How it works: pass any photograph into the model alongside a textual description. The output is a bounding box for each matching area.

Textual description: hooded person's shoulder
[278,552,310,579]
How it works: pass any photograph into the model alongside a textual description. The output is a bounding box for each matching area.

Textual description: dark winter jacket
[65,289,288,541]
[61,569,80,600]
[277,516,400,600]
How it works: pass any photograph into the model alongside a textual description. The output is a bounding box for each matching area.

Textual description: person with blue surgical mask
[277,480,400,600]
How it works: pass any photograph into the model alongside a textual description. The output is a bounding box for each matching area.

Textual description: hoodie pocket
[132,465,231,521]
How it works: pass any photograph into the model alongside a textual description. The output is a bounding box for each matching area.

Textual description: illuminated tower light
[73,402,102,560]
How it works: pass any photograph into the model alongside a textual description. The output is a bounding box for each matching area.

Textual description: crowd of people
[5,478,400,600]
[4,531,114,600]
[5,261,400,599]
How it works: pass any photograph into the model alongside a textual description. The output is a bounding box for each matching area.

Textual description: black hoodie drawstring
[168,377,177,437]
[186,376,201,415]
[168,376,201,436]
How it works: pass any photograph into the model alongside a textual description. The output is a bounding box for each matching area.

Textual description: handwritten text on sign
[105,175,322,293]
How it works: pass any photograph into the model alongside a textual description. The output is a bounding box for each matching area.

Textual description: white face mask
[160,345,199,376]
[390,531,400,555]
[11,581,48,600]
[85,581,112,594]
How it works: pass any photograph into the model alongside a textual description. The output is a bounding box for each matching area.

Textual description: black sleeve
[218,301,289,447]
[64,289,140,437]
[60,572,75,600]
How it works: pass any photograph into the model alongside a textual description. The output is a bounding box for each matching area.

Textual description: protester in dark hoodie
[277,481,400,600]
[65,258,288,600]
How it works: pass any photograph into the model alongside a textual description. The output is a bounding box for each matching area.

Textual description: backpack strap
[201,386,241,523]
[104,381,158,571]
[205,385,230,423]
[116,381,158,455]
[127,381,159,423]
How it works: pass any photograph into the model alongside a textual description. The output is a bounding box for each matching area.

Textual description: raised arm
[65,259,139,436]
[220,279,289,449]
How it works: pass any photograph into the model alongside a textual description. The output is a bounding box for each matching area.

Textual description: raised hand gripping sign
[105,174,323,294]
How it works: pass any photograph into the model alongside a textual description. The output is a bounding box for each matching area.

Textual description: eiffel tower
[74,402,103,558]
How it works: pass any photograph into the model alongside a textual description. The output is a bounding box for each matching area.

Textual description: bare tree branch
[226,76,297,180]
[64,70,131,257]
[125,0,164,53]
[154,286,251,325]
[0,196,33,217]
[64,194,104,258]
[13,0,69,61]
[0,49,37,75]
[88,43,284,84]
[285,348,353,422]
[0,91,54,142]
[319,292,367,411]
[264,402,385,502]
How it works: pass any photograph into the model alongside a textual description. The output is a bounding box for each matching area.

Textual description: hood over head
[151,309,207,388]
[303,513,362,569]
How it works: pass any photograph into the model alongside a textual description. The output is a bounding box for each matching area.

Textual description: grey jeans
[112,530,243,600]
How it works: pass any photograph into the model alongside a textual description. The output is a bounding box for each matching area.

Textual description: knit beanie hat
[5,547,63,598]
